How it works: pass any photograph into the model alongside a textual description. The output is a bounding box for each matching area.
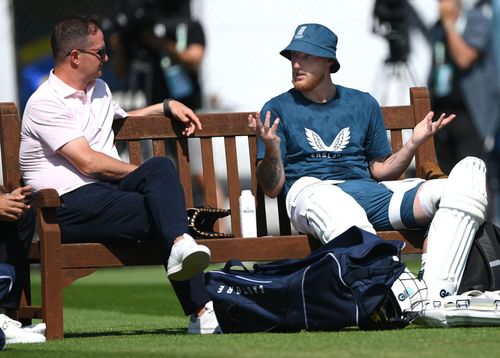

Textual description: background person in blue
[248,23,488,305]
[428,0,499,175]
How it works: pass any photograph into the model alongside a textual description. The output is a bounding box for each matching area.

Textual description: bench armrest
[32,188,61,208]
[420,162,447,180]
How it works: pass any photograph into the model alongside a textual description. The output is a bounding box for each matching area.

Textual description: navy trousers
[56,157,209,315]
[0,209,35,311]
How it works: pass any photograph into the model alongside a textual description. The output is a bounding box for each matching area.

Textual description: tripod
[372,58,419,106]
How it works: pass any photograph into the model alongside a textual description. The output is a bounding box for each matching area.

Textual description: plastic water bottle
[239,190,257,238]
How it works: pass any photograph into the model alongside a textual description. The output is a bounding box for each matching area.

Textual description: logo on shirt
[305,127,350,156]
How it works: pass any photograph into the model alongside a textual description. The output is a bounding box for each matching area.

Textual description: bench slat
[200,137,217,208]
[128,140,142,165]
[224,136,242,236]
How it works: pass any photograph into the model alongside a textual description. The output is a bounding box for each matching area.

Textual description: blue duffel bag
[0,263,15,303]
[205,226,406,333]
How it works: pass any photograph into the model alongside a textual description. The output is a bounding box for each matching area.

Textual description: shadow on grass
[64,327,186,339]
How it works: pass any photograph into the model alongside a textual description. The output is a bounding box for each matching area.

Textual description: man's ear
[67,49,80,64]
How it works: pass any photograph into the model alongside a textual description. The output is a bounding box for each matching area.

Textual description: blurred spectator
[106,0,205,110]
[428,0,499,175]
[106,0,216,207]
[491,0,500,224]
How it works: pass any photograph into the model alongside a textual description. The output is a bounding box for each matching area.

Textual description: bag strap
[222,259,251,273]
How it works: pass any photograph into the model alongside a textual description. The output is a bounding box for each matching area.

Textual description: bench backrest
[111,87,435,237]
[0,87,435,238]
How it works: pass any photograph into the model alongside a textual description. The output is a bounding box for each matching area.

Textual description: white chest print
[305,127,350,152]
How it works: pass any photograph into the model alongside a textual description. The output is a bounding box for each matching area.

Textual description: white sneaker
[187,301,222,334]
[0,314,46,344]
[21,322,46,335]
[167,234,211,281]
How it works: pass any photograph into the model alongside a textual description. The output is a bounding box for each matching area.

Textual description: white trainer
[167,234,211,281]
[21,322,46,335]
[187,301,222,334]
[0,314,46,344]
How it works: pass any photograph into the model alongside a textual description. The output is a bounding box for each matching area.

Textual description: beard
[292,72,324,92]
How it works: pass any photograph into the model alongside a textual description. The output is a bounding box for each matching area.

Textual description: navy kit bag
[0,263,15,303]
[205,226,406,333]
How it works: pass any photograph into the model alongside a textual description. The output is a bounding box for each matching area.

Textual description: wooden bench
[0,86,445,340]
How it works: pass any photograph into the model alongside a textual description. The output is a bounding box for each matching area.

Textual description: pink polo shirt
[20,71,128,195]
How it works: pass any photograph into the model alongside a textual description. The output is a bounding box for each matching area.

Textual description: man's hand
[248,111,281,149]
[169,100,202,136]
[128,100,202,136]
[411,111,456,146]
[0,185,32,222]
[248,111,285,198]
[439,0,460,27]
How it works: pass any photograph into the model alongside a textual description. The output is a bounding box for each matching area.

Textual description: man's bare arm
[249,111,285,198]
[439,0,480,69]
[256,148,285,198]
[58,137,137,181]
[369,111,455,181]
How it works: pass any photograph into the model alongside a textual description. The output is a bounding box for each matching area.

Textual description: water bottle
[239,190,257,238]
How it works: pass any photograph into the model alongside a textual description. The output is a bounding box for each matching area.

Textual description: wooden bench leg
[38,208,65,340]
[41,264,64,340]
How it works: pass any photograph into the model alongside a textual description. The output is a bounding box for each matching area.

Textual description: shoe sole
[167,247,211,281]
[6,336,46,344]
[187,327,223,334]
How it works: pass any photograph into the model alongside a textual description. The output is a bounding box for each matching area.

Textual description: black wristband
[163,98,173,117]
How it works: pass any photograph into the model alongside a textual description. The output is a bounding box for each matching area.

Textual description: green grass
[3,260,500,357]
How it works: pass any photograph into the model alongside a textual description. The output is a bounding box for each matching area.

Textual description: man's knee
[127,157,180,190]
[416,179,447,218]
[142,157,177,175]
[290,184,375,244]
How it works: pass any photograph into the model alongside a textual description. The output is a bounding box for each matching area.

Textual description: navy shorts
[337,178,424,230]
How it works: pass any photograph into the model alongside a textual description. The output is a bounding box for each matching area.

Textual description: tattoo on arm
[257,156,283,192]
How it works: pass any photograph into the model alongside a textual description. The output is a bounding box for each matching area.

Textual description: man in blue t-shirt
[248,23,488,303]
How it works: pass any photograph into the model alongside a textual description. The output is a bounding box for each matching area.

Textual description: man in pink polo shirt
[20,15,219,334]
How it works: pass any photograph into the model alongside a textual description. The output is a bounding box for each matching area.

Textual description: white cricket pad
[415,290,500,327]
[286,177,375,244]
[423,157,488,299]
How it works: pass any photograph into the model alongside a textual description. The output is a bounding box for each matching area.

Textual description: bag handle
[222,259,251,273]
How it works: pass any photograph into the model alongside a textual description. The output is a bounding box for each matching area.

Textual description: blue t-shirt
[256,85,392,195]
